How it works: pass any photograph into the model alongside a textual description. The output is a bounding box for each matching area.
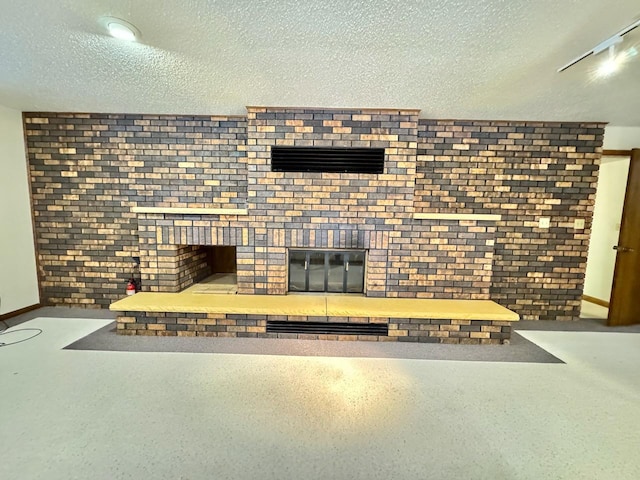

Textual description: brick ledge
[413,213,502,221]
[132,207,248,215]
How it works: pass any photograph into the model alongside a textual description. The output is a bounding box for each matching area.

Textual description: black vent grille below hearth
[266,320,388,336]
[271,147,385,173]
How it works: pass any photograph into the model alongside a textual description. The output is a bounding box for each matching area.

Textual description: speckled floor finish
[1,312,639,479]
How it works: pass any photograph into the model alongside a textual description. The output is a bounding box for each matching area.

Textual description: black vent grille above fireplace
[271,147,385,173]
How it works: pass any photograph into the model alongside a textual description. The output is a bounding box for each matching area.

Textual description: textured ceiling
[1,0,639,125]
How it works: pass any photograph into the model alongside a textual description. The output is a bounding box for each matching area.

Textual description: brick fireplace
[132,107,498,301]
[24,108,603,321]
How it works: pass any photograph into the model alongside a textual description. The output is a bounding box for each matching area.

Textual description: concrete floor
[182,273,238,294]
[1,316,639,479]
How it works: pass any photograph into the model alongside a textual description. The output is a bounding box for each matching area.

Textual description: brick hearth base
[117,312,513,344]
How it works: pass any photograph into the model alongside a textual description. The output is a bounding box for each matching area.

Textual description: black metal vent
[266,320,388,336]
[271,147,385,174]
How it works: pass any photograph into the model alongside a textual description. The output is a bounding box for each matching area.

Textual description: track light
[558,18,640,73]
[597,45,621,77]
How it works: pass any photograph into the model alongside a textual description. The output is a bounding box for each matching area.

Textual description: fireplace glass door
[308,251,326,292]
[288,250,365,294]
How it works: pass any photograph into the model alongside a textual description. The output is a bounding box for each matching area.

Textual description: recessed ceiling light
[101,17,140,42]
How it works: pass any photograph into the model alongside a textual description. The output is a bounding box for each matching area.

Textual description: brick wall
[141,244,210,293]
[24,110,604,319]
[25,113,246,307]
[137,213,252,293]
[387,220,495,298]
[174,245,211,292]
[245,107,418,223]
[245,107,421,297]
[415,120,604,319]
[117,312,512,344]
[243,107,495,298]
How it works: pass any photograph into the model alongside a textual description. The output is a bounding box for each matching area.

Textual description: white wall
[583,126,640,302]
[602,126,640,150]
[0,104,39,314]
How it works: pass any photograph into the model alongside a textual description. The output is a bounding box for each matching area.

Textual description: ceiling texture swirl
[1,0,639,125]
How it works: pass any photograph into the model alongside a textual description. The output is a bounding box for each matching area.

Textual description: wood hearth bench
[110,293,519,344]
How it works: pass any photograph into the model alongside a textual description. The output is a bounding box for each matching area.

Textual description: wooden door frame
[582,150,631,309]
[607,148,639,326]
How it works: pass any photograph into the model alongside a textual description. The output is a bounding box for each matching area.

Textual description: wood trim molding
[246,105,421,114]
[0,303,42,321]
[132,207,248,215]
[582,295,609,308]
[22,112,45,307]
[414,213,502,221]
[602,149,632,157]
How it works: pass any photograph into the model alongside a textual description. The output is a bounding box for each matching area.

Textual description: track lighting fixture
[558,18,640,73]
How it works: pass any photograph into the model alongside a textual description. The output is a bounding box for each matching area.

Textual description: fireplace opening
[288,249,365,294]
[207,246,237,275]
[181,245,237,294]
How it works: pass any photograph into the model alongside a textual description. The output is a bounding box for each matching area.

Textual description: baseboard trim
[0,303,42,321]
[582,295,609,308]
